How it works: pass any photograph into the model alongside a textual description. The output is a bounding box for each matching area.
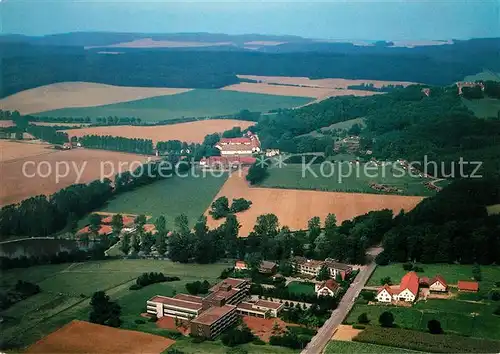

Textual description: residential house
[376,285,393,303]
[429,275,448,292]
[292,256,352,280]
[234,260,248,271]
[315,279,340,297]
[376,271,419,303]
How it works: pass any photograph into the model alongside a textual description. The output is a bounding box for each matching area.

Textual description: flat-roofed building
[146,294,203,320]
[292,256,352,280]
[204,278,250,308]
[190,305,238,339]
[237,300,284,318]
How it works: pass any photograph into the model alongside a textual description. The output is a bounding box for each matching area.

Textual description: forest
[2,37,499,97]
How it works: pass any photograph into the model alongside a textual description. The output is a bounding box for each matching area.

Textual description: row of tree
[78,135,154,154]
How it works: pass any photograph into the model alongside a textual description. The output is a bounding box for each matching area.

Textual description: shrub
[380,277,392,286]
[375,251,390,266]
[252,338,266,345]
[191,336,205,343]
[379,311,394,328]
[360,290,376,302]
[358,313,370,324]
[413,266,424,273]
[163,330,183,340]
[185,280,211,295]
[494,306,500,316]
[352,324,366,329]
[134,319,146,324]
[148,316,158,322]
[427,319,443,334]
[489,290,500,301]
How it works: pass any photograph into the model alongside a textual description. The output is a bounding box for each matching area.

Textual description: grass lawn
[35,89,312,123]
[287,281,315,295]
[169,338,299,354]
[487,203,500,215]
[325,340,419,353]
[462,97,500,119]
[0,259,231,350]
[98,170,228,227]
[257,163,434,196]
[367,263,500,291]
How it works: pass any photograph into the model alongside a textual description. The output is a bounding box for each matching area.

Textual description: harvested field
[0,140,54,163]
[62,119,255,145]
[222,82,343,98]
[26,320,174,354]
[205,169,423,236]
[242,316,289,342]
[0,82,191,115]
[0,148,152,206]
[237,75,417,89]
[332,325,363,341]
[31,122,91,127]
[86,38,233,49]
[0,120,15,127]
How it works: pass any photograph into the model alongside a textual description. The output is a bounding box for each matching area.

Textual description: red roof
[101,215,135,226]
[377,284,393,296]
[77,225,113,235]
[430,275,447,288]
[319,279,340,293]
[191,305,236,325]
[419,277,430,285]
[148,295,203,311]
[219,137,252,145]
[399,271,419,296]
[458,280,479,292]
[143,224,157,234]
[235,261,247,269]
[254,300,283,310]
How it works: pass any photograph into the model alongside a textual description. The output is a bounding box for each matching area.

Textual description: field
[0,82,191,115]
[35,89,313,123]
[25,320,175,353]
[0,140,55,163]
[287,281,316,295]
[462,97,500,118]
[222,82,351,98]
[205,169,423,236]
[62,119,255,145]
[487,204,500,215]
[98,170,228,227]
[237,75,417,89]
[32,122,91,127]
[1,259,231,349]
[463,70,500,82]
[0,148,152,206]
[325,339,418,353]
[257,163,434,196]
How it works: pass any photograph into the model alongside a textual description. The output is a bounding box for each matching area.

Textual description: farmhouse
[234,260,276,274]
[376,285,394,303]
[315,279,340,297]
[377,271,419,303]
[456,81,485,95]
[234,260,248,271]
[215,132,261,156]
[200,156,256,169]
[458,280,479,292]
[429,275,448,292]
[292,256,352,280]
[101,215,135,226]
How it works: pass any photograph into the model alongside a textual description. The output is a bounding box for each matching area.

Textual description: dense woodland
[2,38,499,97]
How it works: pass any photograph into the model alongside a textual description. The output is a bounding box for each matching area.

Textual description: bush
[185,280,211,295]
[494,306,500,316]
[221,325,255,347]
[252,338,266,345]
[379,311,394,328]
[246,163,268,185]
[130,272,179,290]
[375,251,390,266]
[230,198,252,213]
[134,319,146,324]
[358,313,370,324]
[352,324,366,329]
[380,277,392,286]
[191,336,205,343]
[427,319,443,334]
[489,290,500,301]
[360,290,376,302]
[163,330,183,340]
[148,316,158,322]
[413,266,424,273]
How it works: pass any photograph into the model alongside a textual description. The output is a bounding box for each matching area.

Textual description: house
[456,81,485,95]
[259,261,277,274]
[376,285,393,303]
[77,225,113,236]
[457,280,479,292]
[234,260,248,271]
[315,279,340,297]
[62,142,72,150]
[422,88,431,97]
[200,156,256,169]
[292,256,352,280]
[429,275,448,292]
[265,149,280,157]
[101,215,135,226]
[215,134,261,156]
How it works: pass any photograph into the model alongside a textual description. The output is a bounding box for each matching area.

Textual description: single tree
[358,313,370,324]
[380,276,392,285]
[379,311,395,327]
[120,233,131,255]
[427,319,443,334]
[316,265,330,281]
[88,213,102,240]
[472,264,482,281]
[111,214,124,236]
[155,215,167,234]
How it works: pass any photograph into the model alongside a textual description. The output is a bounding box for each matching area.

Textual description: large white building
[215,132,261,156]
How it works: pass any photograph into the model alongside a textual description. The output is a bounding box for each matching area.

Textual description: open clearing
[98,170,228,227]
[287,281,316,296]
[205,169,423,236]
[34,89,313,123]
[258,163,434,196]
[0,82,191,115]
[26,320,175,354]
[222,82,345,98]
[62,119,255,145]
[237,75,417,89]
[243,316,290,342]
[0,148,151,206]
[0,140,55,163]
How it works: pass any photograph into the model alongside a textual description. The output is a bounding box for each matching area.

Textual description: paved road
[301,261,378,354]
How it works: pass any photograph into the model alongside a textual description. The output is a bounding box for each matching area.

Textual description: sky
[1,0,499,40]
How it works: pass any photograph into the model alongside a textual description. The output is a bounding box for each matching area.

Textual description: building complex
[292,256,353,280]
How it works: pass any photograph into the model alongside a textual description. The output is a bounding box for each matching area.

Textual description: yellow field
[62,119,255,145]
[222,82,346,98]
[0,140,55,163]
[0,82,191,115]
[486,204,500,215]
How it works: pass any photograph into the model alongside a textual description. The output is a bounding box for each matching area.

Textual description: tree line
[78,135,154,155]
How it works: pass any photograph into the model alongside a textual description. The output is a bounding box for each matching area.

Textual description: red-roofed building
[376,284,393,303]
[458,280,479,292]
[397,271,419,302]
[200,156,256,169]
[215,134,261,156]
[315,279,340,297]
[190,305,238,339]
[143,224,157,234]
[429,275,448,293]
[235,260,248,270]
[101,215,135,226]
[77,225,113,236]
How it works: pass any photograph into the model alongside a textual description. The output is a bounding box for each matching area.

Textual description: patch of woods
[3,38,499,97]
[269,326,317,350]
[185,280,211,295]
[209,196,252,219]
[0,280,40,311]
[461,81,500,100]
[89,291,122,328]
[129,272,180,290]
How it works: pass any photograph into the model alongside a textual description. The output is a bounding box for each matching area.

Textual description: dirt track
[26,320,174,354]
[0,148,153,206]
[62,119,255,145]
[0,82,191,115]
[205,169,424,236]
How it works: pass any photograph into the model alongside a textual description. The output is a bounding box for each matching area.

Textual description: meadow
[287,281,316,296]
[325,340,419,353]
[35,89,313,123]
[462,97,500,119]
[257,163,434,196]
[98,170,228,227]
[0,259,231,349]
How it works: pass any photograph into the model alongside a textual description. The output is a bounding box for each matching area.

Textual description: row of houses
[376,272,480,304]
[76,214,157,237]
[147,278,285,339]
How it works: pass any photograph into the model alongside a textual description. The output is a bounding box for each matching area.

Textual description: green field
[463,70,500,82]
[257,163,434,196]
[98,171,228,227]
[367,263,500,291]
[287,281,315,295]
[169,338,299,354]
[325,340,419,353]
[462,97,500,119]
[487,204,500,215]
[0,259,231,349]
[35,89,313,123]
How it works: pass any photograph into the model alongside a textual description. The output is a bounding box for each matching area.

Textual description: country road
[301,248,381,354]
